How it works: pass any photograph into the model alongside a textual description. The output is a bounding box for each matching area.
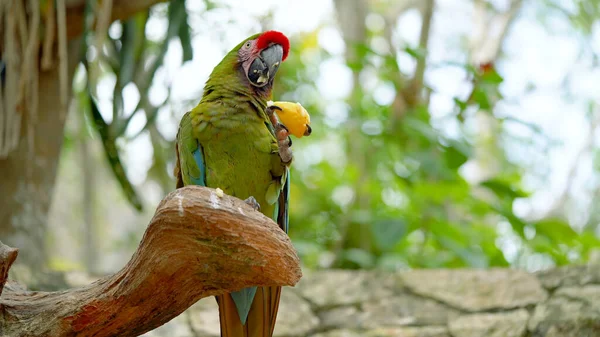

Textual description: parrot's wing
[275,167,290,233]
[177,111,206,187]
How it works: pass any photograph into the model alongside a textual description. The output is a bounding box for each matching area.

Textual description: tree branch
[0,186,302,337]
[470,0,489,60]
[537,110,600,220]
[404,0,435,106]
[489,0,522,60]
[380,1,418,122]
[0,242,18,297]
[470,0,523,64]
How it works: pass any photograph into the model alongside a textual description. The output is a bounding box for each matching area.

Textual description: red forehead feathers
[256,31,290,61]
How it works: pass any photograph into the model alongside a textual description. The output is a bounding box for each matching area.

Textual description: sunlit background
[45,0,600,275]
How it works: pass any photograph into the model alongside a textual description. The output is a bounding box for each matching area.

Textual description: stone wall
[140,265,600,337]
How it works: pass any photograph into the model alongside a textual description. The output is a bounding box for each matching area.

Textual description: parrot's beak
[247,44,283,87]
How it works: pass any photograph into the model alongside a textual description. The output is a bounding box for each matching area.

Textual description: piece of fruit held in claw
[267,100,312,138]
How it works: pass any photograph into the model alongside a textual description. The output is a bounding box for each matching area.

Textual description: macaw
[174,31,292,337]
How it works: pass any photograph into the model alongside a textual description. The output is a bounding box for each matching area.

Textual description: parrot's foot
[244,196,261,212]
[276,124,293,164]
[266,105,282,127]
[266,105,293,164]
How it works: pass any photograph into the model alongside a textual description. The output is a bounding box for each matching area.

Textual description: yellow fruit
[268,101,312,138]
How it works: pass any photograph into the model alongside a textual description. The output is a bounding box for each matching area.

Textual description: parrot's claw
[244,196,261,212]
[266,105,293,164]
[266,105,282,126]
[276,124,293,164]
[279,137,293,164]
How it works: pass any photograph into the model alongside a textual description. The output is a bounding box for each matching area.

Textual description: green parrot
[174,31,292,337]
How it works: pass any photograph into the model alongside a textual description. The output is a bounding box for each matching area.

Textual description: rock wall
[142,265,600,337]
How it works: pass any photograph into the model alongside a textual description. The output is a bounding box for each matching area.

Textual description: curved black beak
[248,44,284,87]
[304,125,312,136]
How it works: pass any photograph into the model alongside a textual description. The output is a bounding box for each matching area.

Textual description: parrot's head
[237,31,290,89]
[204,31,290,99]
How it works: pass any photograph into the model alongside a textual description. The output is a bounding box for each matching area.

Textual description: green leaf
[354,42,373,58]
[177,4,194,62]
[579,232,600,255]
[203,0,219,10]
[533,218,578,244]
[471,87,491,110]
[88,92,143,211]
[453,97,468,112]
[118,19,138,86]
[480,68,503,85]
[344,249,375,268]
[529,236,569,265]
[403,46,426,60]
[133,11,149,61]
[167,0,187,39]
[490,205,527,237]
[443,141,470,169]
[480,178,529,200]
[372,219,407,250]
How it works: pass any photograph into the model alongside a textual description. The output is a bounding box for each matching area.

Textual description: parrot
[174,31,293,337]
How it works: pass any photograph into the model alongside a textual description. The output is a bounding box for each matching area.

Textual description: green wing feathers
[176,111,205,187]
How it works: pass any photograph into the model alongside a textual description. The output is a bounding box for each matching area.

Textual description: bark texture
[0,39,81,271]
[0,186,302,337]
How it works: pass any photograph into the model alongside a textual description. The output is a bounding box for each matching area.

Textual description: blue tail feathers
[230,286,258,324]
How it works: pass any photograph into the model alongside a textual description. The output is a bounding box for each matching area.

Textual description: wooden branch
[0,186,302,337]
[0,242,18,298]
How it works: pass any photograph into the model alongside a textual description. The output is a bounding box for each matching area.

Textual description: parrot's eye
[245,42,251,49]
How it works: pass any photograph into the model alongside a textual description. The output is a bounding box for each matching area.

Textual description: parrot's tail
[216,286,282,337]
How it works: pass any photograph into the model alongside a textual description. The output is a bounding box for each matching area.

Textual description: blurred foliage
[64,0,600,271]
[274,44,516,269]
[79,0,197,207]
[269,2,600,270]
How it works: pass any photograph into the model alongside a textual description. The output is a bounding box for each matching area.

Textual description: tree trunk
[77,104,98,274]
[0,186,302,337]
[0,40,80,272]
[332,0,372,266]
[0,0,166,274]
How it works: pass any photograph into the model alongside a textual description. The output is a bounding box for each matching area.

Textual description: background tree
[0,0,163,278]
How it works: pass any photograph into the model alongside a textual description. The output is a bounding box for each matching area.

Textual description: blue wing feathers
[191,142,206,186]
[281,169,290,233]
[273,168,290,233]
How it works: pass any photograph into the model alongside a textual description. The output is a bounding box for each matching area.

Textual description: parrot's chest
[203,122,275,212]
